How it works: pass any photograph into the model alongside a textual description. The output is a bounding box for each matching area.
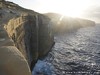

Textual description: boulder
[0,46,31,75]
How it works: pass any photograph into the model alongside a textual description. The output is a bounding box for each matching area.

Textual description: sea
[32,24,100,75]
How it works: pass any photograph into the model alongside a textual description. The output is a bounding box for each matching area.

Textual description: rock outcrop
[5,14,54,70]
[0,24,31,75]
[45,13,95,33]
[0,0,54,74]
[0,46,31,75]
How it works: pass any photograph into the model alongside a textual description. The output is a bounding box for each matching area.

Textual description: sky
[7,0,100,23]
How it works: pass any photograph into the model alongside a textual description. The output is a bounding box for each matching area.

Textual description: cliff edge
[0,0,54,74]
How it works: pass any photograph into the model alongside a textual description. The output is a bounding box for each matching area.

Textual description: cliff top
[0,0,39,26]
[0,0,5,2]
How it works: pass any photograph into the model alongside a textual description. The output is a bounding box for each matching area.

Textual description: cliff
[45,13,95,33]
[0,0,96,75]
[4,14,54,70]
[0,0,54,74]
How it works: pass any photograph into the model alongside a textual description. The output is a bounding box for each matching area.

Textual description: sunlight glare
[36,0,92,17]
[53,0,91,17]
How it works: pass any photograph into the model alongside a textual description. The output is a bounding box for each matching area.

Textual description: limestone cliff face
[0,0,54,73]
[45,13,95,33]
[5,14,54,70]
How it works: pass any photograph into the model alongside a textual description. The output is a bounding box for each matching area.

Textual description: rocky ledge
[0,0,54,75]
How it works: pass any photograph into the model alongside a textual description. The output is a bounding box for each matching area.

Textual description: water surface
[33,25,100,75]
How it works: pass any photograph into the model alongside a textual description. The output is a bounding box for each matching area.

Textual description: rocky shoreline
[0,0,96,75]
[33,25,100,75]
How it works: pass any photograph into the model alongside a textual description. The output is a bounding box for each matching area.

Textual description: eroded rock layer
[5,14,54,69]
[0,0,54,74]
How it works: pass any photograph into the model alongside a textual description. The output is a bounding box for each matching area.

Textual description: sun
[51,0,91,17]
[58,8,83,17]
[36,0,91,18]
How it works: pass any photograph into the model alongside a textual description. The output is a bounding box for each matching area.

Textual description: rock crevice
[5,14,54,70]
